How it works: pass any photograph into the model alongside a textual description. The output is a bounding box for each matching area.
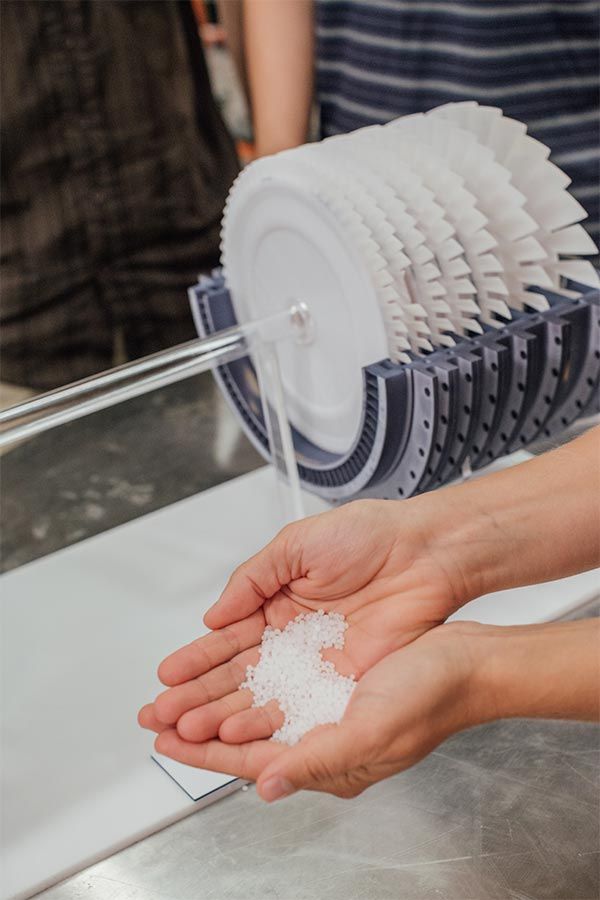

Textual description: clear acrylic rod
[0,328,245,427]
[0,305,308,448]
[254,342,305,522]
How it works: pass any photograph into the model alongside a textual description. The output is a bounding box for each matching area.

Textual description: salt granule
[240,609,356,746]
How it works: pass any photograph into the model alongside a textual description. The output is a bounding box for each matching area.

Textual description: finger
[158,610,265,686]
[204,523,303,630]
[138,703,171,734]
[154,729,285,780]
[177,689,253,742]
[256,720,368,802]
[154,647,259,724]
[219,699,284,744]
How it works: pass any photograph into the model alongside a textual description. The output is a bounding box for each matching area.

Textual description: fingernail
[260,776,295,803]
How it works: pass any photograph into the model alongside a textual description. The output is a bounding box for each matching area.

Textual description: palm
[139,501,460,744]
[262,583,444,679]
[147,623,475,793]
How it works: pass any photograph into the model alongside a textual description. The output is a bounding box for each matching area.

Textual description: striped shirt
[315,0,599,242]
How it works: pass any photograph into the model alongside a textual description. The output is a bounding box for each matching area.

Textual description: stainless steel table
[36,637,600,900]
[3,374,598,900]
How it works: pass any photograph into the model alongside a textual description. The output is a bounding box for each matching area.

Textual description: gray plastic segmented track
[190,272,600,502]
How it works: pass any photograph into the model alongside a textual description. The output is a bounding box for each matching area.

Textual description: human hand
[147,621,482,798]
[140,425,600,744]
[139,496,474,742]
[145,618,599,800]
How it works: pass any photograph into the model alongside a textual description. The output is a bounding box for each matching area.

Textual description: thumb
[256,720,369,801]
[204,522,302,629]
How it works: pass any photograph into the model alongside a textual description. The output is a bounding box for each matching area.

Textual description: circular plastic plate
[221,171,389,454]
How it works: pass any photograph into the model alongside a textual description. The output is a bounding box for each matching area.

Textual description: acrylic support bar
[0,304,313,522]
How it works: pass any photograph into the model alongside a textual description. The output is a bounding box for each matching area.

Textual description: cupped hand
[139,497,473,743]
[147,621,485,800]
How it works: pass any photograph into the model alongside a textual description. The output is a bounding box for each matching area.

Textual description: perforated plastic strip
[190,272,599,502]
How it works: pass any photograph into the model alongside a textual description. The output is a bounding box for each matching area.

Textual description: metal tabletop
[36,654,600,900]
[2,373,598,900]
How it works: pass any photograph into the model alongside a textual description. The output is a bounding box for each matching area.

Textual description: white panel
[0,469,326,900]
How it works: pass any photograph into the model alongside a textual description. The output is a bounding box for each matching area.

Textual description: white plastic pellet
[240,610,356,746]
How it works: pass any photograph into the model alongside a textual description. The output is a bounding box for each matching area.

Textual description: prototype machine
[190,102,600,501]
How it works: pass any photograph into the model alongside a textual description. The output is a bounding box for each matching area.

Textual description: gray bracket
[190,274,600,502]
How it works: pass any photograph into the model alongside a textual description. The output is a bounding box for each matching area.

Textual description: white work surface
[1,467,598,900]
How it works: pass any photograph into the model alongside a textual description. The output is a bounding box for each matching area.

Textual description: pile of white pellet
[241,610,356,746]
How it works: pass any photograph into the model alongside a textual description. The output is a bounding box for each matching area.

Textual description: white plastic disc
[291,142,438,351]
[331,128,485,339]
[221,167,390,455]
[220,102,598,458]
[430,102,599,300]
[389,113,535,324]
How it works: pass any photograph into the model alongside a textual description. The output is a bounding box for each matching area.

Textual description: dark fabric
[1,0,239,390]
[315,0,600,244]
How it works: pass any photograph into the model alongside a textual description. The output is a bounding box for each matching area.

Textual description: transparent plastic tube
[0,305,308,520]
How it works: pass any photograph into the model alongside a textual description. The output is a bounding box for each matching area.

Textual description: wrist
[417,429,600,606]
[253,132,305,158]
[465,620,600,724]
[382,429,598,633]
[404,486,517,610]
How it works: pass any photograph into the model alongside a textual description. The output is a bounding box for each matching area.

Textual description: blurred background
[0,0,598,569]
[1,0,251,407]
